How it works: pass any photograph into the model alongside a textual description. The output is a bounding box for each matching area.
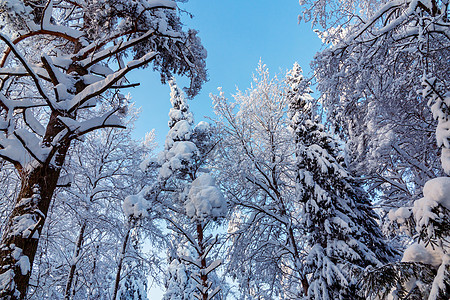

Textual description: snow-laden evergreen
[139,78,226,300]
[287,62,396,300]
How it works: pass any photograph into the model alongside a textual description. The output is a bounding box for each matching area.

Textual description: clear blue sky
[127,0,322,147]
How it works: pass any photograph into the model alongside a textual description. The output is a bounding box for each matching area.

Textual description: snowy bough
[130,79,226,300]
[287,62,396,300]
[0,0,206,298]
[298,1,449,298]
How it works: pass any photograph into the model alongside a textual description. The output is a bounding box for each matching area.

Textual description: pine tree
[286,62,396,299]
[143,79,226,300]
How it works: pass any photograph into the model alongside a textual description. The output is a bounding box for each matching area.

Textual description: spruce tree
[148,79,226,300]
[286,62,396,299]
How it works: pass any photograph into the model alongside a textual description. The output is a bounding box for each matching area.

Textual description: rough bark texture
[0,112,70,299]
[196,222,208,300]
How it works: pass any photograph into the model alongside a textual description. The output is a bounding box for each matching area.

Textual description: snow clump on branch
[123,194,149,218]
[185,173,226,222]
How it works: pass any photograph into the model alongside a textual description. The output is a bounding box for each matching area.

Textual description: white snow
[388,207,412,223]
[402,243,443,267]
[58,111,122,135]
[429,254,450,299]
[16,255,30,276]
[412,177,450,237]
[89,64,114,76]
[165,120,192,149]
[123,194,149,218]
[185,174,226,221]
[24,109,45,136]
[0,133,40,168]
[11,213,37,238]
[423,177,450,209]
[41,0,53,28]
[194,121,210,132]
[0,269,15,294]
[158,141,198,180]
[203,259,223,276]
[441,148,450,175]
[436,120,450,149]
[68,51,156,111]
[14,129,51,162]
[144,0,176,10]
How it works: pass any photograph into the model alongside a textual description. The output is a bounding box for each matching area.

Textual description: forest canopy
[0,0,448,299]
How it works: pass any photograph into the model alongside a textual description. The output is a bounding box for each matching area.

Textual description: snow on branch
[79,30,157,69]
[0,66,51,82]
[421,76,450,174]
[0,29,81,68]
[66,52,157,113]
[207,286,221,300]
[13,129,51,164]
[185,173,226,222]
[41,0,54,30]
[57,109,125,138]
[179,255,202,269]
[0,33,56,110]
[143,0,177,10]
[202,259,222,276]
[0,94,47,111]
[0,130,50,168]
[166,220,200,253]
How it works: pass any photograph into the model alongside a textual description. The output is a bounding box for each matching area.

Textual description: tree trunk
[64,222,86,300]
[112,219,134,300]
[0,112,70,299]
[196,222,208,300]
[287,225,309,296]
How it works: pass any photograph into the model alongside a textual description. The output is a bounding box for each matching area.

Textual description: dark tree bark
[196,222,208,300]
[112,219,134,300]
[0,115,70,298]
[64,222,86,300]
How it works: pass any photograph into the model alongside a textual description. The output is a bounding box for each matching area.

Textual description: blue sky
[127,1,322,147]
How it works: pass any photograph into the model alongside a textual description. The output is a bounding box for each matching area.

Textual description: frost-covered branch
[67,52,157,112]
[0,34,55,110]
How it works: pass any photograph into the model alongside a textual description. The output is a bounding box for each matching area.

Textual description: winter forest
[0,0,448,299]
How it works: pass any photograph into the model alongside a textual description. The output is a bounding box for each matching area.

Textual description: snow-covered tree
[375,82,450,299]
[137,79,226,300]
[292,115,397,300]
[162,238,197,300]
[212,62,395,299]
[298,1,449,298]
[212,62,309,298]
[0,0,207,297]
[26,110,159,299]
[286,61,397,299]
[299,0,449,209]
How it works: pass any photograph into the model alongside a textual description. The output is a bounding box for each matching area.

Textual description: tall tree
[299,1,449,298]
[0,0,206,297]
[212,62,309,298]
[138,79,226,300]
[299,0,449,207]
[287,62,396,299]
